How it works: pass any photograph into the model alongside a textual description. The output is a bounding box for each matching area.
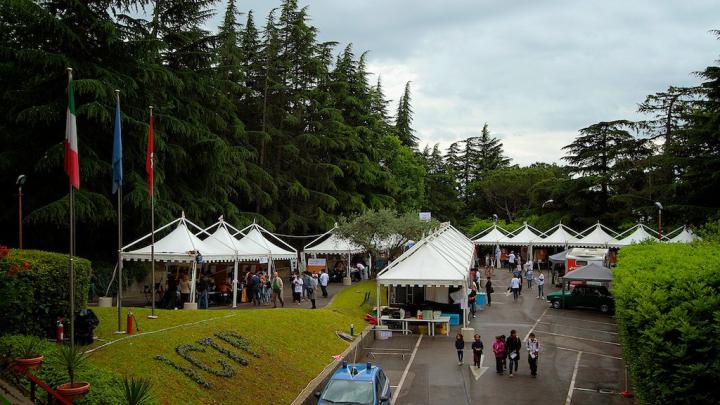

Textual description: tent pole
[376,282,381,321]
[190,261,197,303]
[232,258,238,308]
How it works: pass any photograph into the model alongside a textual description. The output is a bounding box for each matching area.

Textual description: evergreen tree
[476,123,510,173]
[395,81,417,148]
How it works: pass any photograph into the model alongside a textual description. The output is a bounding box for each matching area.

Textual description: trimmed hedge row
[0,248,91,337]
[614,242,720,405]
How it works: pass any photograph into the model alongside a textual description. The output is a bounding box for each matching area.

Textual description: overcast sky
[209,0,719,165]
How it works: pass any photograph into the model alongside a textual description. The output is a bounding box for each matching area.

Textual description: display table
[379,315,451,337]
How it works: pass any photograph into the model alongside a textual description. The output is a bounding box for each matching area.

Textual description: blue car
[316,362,392,405]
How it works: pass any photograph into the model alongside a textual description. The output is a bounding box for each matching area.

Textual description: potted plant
[13,337,44,373]
[54,344,91,400]
[122,376,153,405]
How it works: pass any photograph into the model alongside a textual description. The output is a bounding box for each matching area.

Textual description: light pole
[655,202,663,240]
[16,175,26,249]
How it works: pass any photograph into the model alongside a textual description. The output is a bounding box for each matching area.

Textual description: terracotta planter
[56,381,91,401]
[13,355,44,373]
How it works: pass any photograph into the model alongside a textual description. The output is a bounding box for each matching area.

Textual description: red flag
[146,108,154,196]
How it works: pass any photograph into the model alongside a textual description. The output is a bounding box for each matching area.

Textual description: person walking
[537,272,545,299]
[292,273,303,305]
[527,332,540,377]
[198,274,209,309]
[271,271,284,308]
[505,330,522,377]
[510,274,521,301]
[319,269,329,297]
[250,272,262,306]
[485,277,493,306]
[455,333,465,365]
[472,334,484,368]
[308,273,318,309]
[468,286,477,318]
[492,336,506,375]
[525,268,534,290]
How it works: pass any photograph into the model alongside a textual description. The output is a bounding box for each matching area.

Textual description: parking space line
[523,307,549,341]
[565,351,583,405]
[390,334,422,405]
[554,345,622,360]
[543,315,617,326]
[537,321,618,334]
[534,330,620,346]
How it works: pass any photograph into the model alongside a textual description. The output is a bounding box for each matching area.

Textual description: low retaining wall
[292,325,376,405]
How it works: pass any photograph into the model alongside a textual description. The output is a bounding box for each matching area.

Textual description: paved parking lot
[363,269,633,405]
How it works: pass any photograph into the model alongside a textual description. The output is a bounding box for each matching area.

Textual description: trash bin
[375,325,390,340]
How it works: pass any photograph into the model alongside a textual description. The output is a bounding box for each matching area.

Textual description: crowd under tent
[303,228,366,284]
[121,214,233,305]
[665,226,698,243]
[377,223,475,328]
[617,224,659,245]
[574,223,622,248]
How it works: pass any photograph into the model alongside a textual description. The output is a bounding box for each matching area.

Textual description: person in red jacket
[492,336,506,375]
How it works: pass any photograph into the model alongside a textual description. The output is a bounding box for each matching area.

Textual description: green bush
[614,243,720,405]
[0,249,92,337]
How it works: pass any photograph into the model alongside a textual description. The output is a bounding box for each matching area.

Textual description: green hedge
[0,249,91,337]
[615,243,720,405]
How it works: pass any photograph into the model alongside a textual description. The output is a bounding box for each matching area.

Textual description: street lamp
[16,174,26,249]
[492,214,498,223]
[655,202,663,240]
[542,199,554,208]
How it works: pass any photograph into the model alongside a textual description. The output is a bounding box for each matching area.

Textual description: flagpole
[67,67,76,349]
[148,105,158,319]
[115,89,125,334]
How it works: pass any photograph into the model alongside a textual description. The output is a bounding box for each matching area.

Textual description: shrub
[0,249,92,337]
[614,243,720,405]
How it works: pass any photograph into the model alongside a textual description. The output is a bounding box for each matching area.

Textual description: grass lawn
[85,281,375,404]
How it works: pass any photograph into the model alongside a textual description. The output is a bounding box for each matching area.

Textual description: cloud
[210,0,720,165]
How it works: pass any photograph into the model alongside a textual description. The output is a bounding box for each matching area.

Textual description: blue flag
[112,97,123,193]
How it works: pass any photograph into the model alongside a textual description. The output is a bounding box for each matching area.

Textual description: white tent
[234,223,297,261]
[201,218,247,308]
[498,223,543,246]
[617,224,659,245]
[531,223,579,247]
[666,226,698,243]
[377,224,474,326]
[471,224,511,246]
[574,223,622,248]
[304,231,365,255]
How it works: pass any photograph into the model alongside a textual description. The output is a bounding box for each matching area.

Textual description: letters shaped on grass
[154,331,259,388]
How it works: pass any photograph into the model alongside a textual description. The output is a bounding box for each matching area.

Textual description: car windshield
[321,380,374,404]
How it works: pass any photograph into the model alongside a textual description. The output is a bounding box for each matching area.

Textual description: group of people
[507,258,546,301]
[290,269,330,309]
[455,330,541,377]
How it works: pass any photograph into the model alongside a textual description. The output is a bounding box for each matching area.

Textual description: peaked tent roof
[472,224,511,246]
[378,224,473,287]
[233,223,297,261]
[666,226,698,243]
[304,229,365,255]
[122,216,232,262]
[617,224,658,245]
[531,223,578,247]
[498,223,542,245]
[563,263,613,282]
[574,223,622,248]
[549,249,569,263]
[201,218,243,256]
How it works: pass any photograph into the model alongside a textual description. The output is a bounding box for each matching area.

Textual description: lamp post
[16,175,26,249]
[655,202,663,240]
[541,199,554,214]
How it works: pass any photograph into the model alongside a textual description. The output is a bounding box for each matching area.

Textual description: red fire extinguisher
[126,311,134,335]
[56,318,64,343]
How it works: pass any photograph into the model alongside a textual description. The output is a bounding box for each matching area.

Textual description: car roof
[330,363,380,381]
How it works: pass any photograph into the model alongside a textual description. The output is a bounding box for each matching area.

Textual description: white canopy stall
[531,223,579,248]
[617,224,659,245]
[499,222,543,262]
[201,217,246,308]
[303,228,365,284]
[121,214,232,307]
[665,226,698,243]
[377,224,475,328]
[574,223,622,248]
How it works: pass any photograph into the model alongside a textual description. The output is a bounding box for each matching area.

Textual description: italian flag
[64,69,80,189]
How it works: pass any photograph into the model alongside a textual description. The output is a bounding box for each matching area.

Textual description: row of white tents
[472,222,697,248]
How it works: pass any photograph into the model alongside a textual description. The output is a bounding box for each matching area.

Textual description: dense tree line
[0,0,425,258]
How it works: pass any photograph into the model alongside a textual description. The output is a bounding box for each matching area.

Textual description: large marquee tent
[377,223,475,325]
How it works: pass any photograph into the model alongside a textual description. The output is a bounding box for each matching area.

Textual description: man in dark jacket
[505,329,522,377]
[250,272,261,306]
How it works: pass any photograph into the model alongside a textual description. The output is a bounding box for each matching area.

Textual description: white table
[379,315,451,337]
